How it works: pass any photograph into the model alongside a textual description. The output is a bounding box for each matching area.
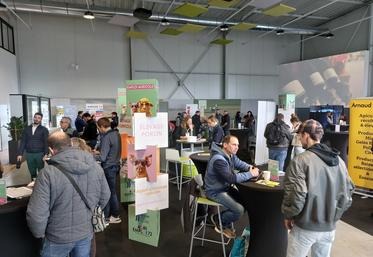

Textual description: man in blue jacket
[95,117,122,224]
[205,135,259,238]
[17,112,49,180]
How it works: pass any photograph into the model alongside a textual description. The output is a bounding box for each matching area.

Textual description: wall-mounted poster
[123,79,159,135]
[86,103,104,120]
[127,144,160,182]
[133,113,168,150]
[135,173,169,215]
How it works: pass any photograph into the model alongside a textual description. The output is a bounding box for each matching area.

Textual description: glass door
[26,96,39,125]
[40,98,50,128]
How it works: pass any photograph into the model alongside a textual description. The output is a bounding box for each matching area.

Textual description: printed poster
[127,144,160,182]
[133,113,168,150]
[348,98,373,189]
[0,179,6,205]
[128,204,160,247]
[135,173,169,215]
[123,79,159,135]
[117,88,127,133]
[85,103,104,120]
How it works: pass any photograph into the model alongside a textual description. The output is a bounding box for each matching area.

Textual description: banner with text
[133,113,168,150]
[348,98,373,189]
[135,173,169,215]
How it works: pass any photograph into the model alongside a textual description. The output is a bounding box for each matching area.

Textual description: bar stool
[188,197,232,257]
[165,148,194,200]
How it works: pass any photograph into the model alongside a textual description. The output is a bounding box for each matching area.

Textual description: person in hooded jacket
[282,119,354,257]
[205,135,259,239]
[26,131,110,257]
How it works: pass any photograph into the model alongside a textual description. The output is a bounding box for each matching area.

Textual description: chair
[165,148,195,200]
[188,197,232,257]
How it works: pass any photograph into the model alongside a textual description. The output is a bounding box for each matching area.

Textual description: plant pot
[8,140,20,164]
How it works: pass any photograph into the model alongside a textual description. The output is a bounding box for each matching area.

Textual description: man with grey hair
[59,117,78,138]
[282,119,354,257]
[27,131,110,257]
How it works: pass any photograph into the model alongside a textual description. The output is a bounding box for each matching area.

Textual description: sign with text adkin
[348,98,373,189]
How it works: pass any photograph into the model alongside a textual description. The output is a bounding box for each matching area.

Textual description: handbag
[51,163,107,233]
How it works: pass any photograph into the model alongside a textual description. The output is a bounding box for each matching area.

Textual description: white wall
[0,48,19,104]
[16,14,130,99]
[304,7,369,60]
[15,13,302,102]
[131,24,301,101]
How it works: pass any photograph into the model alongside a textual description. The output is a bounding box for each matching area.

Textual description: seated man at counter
[26,131,110,257]
[282,119,354,257]
[205,135,259,238]
[207,115,224,147]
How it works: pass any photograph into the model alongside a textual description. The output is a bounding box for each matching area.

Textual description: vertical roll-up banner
[348,98,373,189]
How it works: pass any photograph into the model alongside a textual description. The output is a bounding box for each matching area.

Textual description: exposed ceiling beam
[3,1,325,35]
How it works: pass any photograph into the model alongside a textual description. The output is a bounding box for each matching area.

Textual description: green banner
[128,204,160,247]
[0,179,7,205]
[120,176,135,203]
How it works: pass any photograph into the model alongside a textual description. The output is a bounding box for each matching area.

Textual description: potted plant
[3,116,26,164]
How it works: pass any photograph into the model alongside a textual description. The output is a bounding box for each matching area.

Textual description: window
[0,17,15,55]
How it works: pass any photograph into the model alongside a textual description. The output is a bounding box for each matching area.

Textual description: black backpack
[267,122,284,145]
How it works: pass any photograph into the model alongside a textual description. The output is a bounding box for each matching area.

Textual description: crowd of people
[13,108,354,257]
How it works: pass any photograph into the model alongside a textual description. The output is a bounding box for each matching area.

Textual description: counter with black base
[237,177,287,257]
[0,197,42,257]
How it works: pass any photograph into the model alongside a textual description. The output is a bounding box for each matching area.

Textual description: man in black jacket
[17,112,49,179]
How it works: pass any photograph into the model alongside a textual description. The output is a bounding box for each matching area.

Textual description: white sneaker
[109,216,122,224]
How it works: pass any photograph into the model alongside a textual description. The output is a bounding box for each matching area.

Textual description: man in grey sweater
[27,131,110,257]
[95,117,122,224]
[282,119,354,257]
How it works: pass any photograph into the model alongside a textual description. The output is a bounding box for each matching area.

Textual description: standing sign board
[348,98,373,190]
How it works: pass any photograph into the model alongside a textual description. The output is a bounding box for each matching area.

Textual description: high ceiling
[2,0,372,34]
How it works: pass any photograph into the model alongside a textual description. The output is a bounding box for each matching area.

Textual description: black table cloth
[189,152,210,178]
[237,176,287,257]
[0,197,42,257]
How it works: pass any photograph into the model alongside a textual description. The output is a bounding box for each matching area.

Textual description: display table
[323,131,349,165]
[176,138,207,152]
[237,177,287,257]
[189,152,210,178]
[0,197,41,257]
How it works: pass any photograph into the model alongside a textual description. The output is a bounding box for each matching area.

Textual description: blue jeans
[104,165,120,218]
[41,234,92,257]
[268,148,287,171]
[207,186,245,228]
[287,225,335,257]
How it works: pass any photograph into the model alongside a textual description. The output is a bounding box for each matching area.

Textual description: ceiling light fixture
[220,24,229,31]
[276,29,285,35]
[0,2,7,11]
[83,11,95,20]
[161,18,170,26]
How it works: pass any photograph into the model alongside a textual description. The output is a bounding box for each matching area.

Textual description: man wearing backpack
[264,113,292,171]
[282,119,354,257]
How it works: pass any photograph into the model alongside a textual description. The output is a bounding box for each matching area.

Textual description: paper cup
[263,171,271,181]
